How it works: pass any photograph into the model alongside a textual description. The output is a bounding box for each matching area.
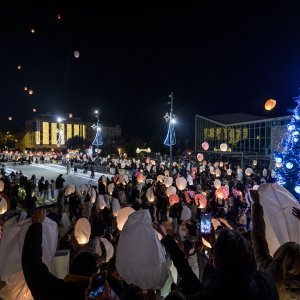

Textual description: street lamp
[91,109,103,154]
[163,92,176,168]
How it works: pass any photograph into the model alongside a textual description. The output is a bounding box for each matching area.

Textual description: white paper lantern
[187,175,193,185]
[137,173,144,183]
[164,170,169,176]
[166,186,176,197]
[96,237,114,263]
[146,165,151,172]
[197,153,204,162]
[0,180,4,192]
[201,142,209,150]
[65,184,75,196]
[146,188,155,202]
[214,179,221,189]
[0,197,7,214]
[263,168,268,177]
[245,168,254,176]
[253,160,257,166]
[108,183,115,195]
[214,162,219,168]
[74,50,80,58]
[97,195,107,210]
[74,218,91,245]
[227,168,232,175]
[117,207,135,231]
[219,161,224,167]
[180,206,192,221]
[157,175,164,183]
[164,176,173,188]
[175,177,187,191]
[112,198,121,217]
[215,169,221,177]
[200,166,206,173]
[220,143,228,152]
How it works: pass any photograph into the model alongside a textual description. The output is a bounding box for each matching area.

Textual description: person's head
[70,252,98,277]
[212,227,255,286]
[272,241,300,296]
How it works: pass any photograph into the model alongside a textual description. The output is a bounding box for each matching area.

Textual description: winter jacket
[22,223,89,300]
[252,202,300,300]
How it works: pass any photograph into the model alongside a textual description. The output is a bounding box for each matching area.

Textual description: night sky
[2,3,300,147]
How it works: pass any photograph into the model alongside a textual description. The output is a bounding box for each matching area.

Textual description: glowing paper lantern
[214,179,221,189]
[65,184,75,196]
[137,173,144,183]
[31,28,35,33]
[96,237,114,263]
[97,195,107,210]
[175,177,187,191]
[157,175,164,183]
[8,116,12,121]
[164,170,169,176]
[215,169,221,177]
[69,113,73,118]
[197,153,204,162]
[180,206,192,221]
[253,160,257,166]
[169,193,180,206]
[166,186,176,197]
[275,162,282,168]
[24,86,28,91]
[214,162,219,168]
[227,168,232,175]
[220,143,228,152]
[245,168,254,176]
[0,197,7,214]
[32,108,36,112]
[108,183,115,195]
[57,14,61,20]
[17,65,21,70]
[0,180,4,192]
[195,193,207,209]
[74,218,91,245]
[74,50,80,58]
[28,89,33,95]
[117,207,135,230]
[146,188,155,202]
[215,186,229,200]
[219,161,224,167]
[164,176,173,188]
[112,198,121,217]
[265,99,276,111]
[201,142,209,150]
[187,175,193,185]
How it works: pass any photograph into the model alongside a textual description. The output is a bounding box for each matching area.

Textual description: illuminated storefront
[195,113,291,158]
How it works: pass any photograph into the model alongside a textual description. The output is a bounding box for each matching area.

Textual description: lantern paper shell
[97,195,107,210]
[65,184,75,196]
[164,176,173,188]
[180,206,192,221]
[117,207,135,230]
[108,183,115,195]
[164,170,170,176]
[214,179,221,189]
[263,168,267,177]
[215,169,221,177]
[74,218,91,245]
[245,168,254,176]
[197,153,204,162]
[0,180,4,192]
[157,175,164,183]
[227,168,232,175]
[0,197,7,214]
[187,175,193,185]
[74,50,80,58]
[166,186,177,197]
[220,143,228,152]
[195,193,207,209]
[265,99,276,111]
[215,186,229,200]
[146,188,155,202]
[176,177,187,191]
[202,142,209,150]
[169,193,180,206]
[112,198,121,217]
[96,237,114,263]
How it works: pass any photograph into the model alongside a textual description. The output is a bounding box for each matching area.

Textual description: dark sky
[1,3,300,146]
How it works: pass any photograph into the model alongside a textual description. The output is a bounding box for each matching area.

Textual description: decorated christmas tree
[274,96,300,200]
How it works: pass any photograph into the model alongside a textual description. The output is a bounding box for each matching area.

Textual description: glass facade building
[195,113,291,158]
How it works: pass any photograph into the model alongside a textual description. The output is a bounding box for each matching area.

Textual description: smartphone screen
[88,272,106,299]
[200,213,212,234]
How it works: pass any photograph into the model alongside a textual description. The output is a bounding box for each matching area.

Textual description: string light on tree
[274,95,300,199]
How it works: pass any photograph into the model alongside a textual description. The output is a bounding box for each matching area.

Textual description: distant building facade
[22,114,121,150]
[195,113,291,159]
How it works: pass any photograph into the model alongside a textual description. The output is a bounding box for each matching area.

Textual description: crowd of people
[0,152,300,300]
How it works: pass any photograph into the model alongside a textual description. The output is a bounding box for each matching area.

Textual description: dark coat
[22,223,89,300]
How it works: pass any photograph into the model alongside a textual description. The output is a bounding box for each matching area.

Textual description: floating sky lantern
[8,116,12,121]
[176,177,187,190]
[0,197,7,214]
[195,193,207,209]
[74,218,91,245]
[24,87,28,91]
[32,108,36,113]
[245,168,254,176]
[214,179,221,189]
[69,113,73,118]
[74,50,80,58]
[169,193,180,206]
[31,28,36,34]
[17,65,21,70]
[202,142,209,150]
[215,186,229,200]
[265,99,276,111]
[28,89,33,95]
[117,207,135,231]
[164,176,173,187]
[57,14,61,20]
[146,188,155,202]
[166,186,176,197]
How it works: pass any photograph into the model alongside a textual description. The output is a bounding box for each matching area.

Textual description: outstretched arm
[250,190,273,271]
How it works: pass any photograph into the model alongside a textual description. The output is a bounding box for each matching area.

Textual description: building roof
[207,113,266,124]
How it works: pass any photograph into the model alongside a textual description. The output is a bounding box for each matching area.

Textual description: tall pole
[169,91,173,168]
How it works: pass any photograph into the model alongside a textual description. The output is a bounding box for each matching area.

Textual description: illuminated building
[195,113,291,165]
[23,114,86,149]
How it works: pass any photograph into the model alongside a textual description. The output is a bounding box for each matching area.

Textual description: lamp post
[163,92,176,169]
[91,109,103,154]
[56,117,63,147]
